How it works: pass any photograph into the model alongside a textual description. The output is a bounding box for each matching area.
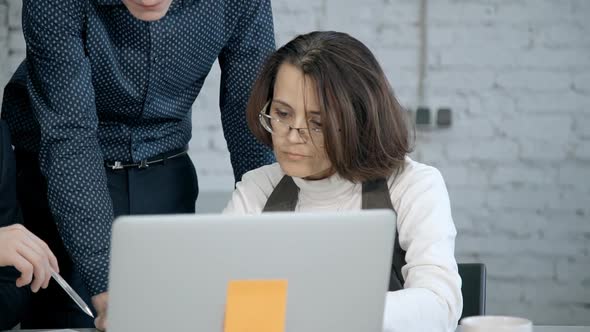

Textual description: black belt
[105,146,188,170]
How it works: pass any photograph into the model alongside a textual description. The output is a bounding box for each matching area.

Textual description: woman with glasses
[223,31,462,332]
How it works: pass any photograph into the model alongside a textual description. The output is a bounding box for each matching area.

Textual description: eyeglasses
[258,101,324,144]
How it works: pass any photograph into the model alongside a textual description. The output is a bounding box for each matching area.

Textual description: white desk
[457,327,590,332]
[12,327,590,332]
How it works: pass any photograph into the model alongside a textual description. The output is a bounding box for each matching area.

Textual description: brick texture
[1,0,589,325]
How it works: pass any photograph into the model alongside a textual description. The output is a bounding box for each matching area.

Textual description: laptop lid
[108,210,395,332]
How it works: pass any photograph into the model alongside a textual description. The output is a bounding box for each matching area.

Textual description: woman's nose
[286,126,306,144]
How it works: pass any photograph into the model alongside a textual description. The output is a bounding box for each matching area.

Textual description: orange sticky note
[224,279,288,332]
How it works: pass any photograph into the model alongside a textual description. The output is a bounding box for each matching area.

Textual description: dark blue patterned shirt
[1,0,275,295]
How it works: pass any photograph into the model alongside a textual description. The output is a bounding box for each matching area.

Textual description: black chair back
[458,263,487,320]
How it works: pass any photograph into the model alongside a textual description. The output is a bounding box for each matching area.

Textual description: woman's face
[270,63,333,180]
[122,0,173,21]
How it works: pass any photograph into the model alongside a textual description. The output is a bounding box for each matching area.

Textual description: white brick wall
[1,0,589,325]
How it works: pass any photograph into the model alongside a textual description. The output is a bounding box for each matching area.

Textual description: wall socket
[407,106,452,129]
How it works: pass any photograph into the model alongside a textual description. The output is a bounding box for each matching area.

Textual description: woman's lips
[283,151,309,160]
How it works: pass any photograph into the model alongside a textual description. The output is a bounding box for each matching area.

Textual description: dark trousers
[15,150,199,329]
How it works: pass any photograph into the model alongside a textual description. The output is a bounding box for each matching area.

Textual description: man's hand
[92,291,109,331]
[0,224,60,292]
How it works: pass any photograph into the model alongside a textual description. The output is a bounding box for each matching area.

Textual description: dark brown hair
[247,31,412,182]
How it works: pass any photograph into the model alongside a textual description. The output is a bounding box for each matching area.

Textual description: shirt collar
[95,0,121,5]
[95,0,197,8]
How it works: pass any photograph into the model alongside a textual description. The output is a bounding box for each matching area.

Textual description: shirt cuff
[77,251,110,296]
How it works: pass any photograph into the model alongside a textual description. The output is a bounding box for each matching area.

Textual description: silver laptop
[107,210,396,332]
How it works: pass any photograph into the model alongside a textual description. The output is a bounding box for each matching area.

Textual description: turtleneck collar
[291,172,359,209]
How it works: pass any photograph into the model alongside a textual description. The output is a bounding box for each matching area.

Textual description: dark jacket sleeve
[0,119,31,331]
[0,120,19,228]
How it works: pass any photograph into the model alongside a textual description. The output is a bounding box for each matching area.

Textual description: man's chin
[128,9,168,21]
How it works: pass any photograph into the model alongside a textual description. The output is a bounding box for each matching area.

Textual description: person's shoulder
[387,156,447,197]
[387,157,453,232]
[224,163,285,214]
[223,0,272,17]
[239,162,285,195]
[394,156,443,181]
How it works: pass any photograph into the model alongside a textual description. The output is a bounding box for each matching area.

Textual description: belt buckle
[110,161,124,170]
[139,160,149,169]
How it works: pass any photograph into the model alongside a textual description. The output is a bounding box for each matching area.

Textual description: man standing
[1,0,275,328]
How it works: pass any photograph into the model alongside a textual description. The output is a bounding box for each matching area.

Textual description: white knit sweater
[223,157,463,332]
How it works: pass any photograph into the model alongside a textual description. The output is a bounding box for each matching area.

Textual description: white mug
[460,315,533,332]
